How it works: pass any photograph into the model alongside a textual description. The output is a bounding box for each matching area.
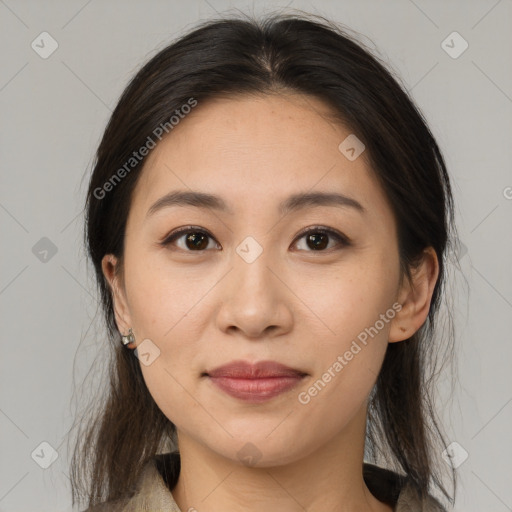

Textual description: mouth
[203,360,308,403]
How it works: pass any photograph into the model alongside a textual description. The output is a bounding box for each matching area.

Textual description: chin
[206,431,310,469]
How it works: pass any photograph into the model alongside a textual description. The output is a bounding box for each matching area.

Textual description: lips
[205,360,307,403]
[207,360,307,379]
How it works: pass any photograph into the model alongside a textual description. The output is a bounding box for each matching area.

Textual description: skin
[102,93,439,512]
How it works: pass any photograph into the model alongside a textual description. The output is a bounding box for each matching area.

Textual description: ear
[101,254,133,337]
[388,247,439,343]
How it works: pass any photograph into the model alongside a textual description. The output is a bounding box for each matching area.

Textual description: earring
[121,328,135,347]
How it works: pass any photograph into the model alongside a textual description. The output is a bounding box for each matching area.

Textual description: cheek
[303,297,393,410]
[305,256,398,346]
[140,360,220,444]
[124,247,207,336]
[294,300,393,445]
[123,252,206,419]
[298,252,398,404]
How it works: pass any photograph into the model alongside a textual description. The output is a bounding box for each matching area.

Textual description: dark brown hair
[70,10,459,509]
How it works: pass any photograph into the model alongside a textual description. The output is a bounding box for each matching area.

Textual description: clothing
[84,451,446,511]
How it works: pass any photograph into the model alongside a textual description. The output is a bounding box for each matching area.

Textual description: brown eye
[161,227,219,252]
[293,227,350,252]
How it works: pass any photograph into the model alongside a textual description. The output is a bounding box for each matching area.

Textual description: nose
[215,245,294,340]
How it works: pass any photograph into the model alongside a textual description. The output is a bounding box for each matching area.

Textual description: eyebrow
[146,190,366,219]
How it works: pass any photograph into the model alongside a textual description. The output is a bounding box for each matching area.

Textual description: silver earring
[121,328,135,347]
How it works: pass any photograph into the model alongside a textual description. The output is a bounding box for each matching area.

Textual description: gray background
[1,0,511,511]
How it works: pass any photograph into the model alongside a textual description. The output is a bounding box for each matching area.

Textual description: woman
[71,11,458,511]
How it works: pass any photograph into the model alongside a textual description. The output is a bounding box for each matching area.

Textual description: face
[104,93,411,467]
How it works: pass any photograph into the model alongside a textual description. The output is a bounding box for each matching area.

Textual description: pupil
[186,232,208,250]
[308,233,328,250]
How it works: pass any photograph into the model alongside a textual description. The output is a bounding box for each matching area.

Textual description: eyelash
[159,225,351,253]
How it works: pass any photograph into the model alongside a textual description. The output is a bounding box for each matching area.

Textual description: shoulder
[395,483,447,512]
[82,453,182,512]
[363,463,448,511]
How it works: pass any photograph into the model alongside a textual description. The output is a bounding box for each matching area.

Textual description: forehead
[130,93,392,224]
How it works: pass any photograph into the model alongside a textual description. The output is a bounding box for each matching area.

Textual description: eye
[160,226,219,252]
[160,225,351,253]
[292,226,350,252]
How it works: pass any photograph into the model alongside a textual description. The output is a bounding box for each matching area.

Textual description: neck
[171,404,393,512]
